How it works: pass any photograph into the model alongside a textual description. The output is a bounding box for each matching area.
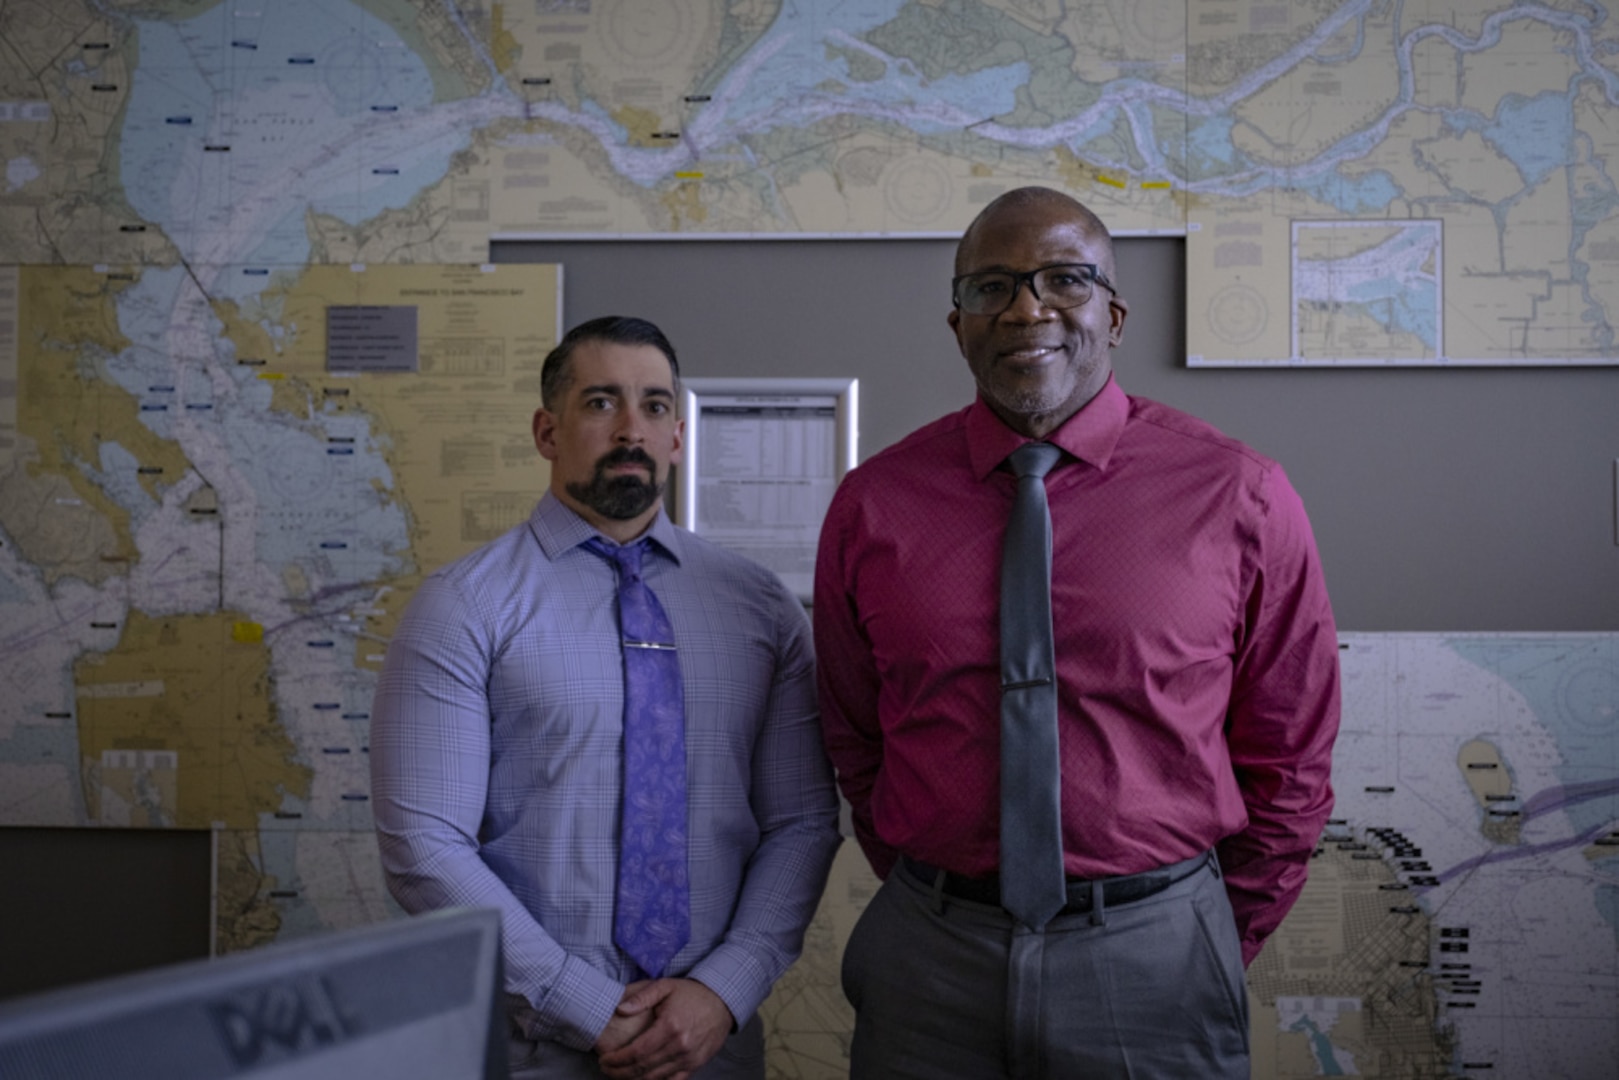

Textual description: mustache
[597,446,656,471]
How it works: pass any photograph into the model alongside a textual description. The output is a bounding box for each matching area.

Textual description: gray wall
[496,236,1619,632]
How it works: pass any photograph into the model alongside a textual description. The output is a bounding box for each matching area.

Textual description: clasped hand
[593,977,734,1080]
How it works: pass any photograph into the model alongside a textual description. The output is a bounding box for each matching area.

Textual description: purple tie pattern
[587,537,691,978]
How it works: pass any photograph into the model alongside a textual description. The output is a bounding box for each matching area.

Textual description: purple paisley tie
[586,537,690,978]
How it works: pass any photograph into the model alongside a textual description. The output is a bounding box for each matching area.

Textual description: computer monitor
[0,907,507,1079]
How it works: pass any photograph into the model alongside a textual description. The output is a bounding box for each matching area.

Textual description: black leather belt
[902,851,1210,916]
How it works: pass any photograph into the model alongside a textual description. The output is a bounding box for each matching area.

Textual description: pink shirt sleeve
[813,480,900,880]
[1217,465,1341,966]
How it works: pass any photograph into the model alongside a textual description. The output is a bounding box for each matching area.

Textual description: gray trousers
[506,1012,765,1079]
[841,852,1250,1079]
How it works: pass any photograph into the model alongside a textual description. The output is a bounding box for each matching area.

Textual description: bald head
[955,187,1117,284]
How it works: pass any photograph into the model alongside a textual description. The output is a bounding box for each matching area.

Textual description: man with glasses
[815,188,1340,1077]
[374,316,841,1079]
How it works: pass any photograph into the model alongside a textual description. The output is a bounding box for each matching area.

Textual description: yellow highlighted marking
[232,622,264,644]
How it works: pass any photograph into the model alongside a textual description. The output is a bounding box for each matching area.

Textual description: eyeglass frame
[950,262,1118,316]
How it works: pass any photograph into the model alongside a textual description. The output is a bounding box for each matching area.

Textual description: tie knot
[1008,441,1062,480]
[585,536,647,580]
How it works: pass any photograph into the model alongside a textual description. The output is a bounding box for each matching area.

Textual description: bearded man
[373,316,840,1080]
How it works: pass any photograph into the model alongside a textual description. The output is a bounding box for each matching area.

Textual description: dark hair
[539,316,680,409]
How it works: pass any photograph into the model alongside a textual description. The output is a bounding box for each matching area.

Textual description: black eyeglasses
[951,263,1116,316]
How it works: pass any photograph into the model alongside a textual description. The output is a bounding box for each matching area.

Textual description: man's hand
[593,981,656,1057]
[595,978,734,1080]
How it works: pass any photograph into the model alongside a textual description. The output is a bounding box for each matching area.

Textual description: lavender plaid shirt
[371,493,841,1051]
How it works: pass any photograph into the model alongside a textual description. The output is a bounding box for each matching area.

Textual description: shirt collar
[965,375,1129,481]
[529,490,684,565]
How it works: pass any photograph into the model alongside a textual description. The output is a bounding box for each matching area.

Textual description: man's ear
[947,307,965,355]
[532,406,559,462]
[669,416,686,467]
[1107,294,1128,348]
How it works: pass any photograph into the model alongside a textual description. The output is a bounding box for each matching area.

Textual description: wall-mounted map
[1184,1,1619,366]
[0,260,559,951]
[6,0,1614,364]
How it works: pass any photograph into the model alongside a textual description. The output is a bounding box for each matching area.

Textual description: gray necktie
[999,441,1066,930]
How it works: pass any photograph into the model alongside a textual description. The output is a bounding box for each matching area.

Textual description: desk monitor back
[0,907,507,1079]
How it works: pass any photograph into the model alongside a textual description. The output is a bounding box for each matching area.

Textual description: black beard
[565,446,663,521]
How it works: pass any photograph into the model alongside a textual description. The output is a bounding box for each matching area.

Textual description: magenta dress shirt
[814,378,1340,964]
